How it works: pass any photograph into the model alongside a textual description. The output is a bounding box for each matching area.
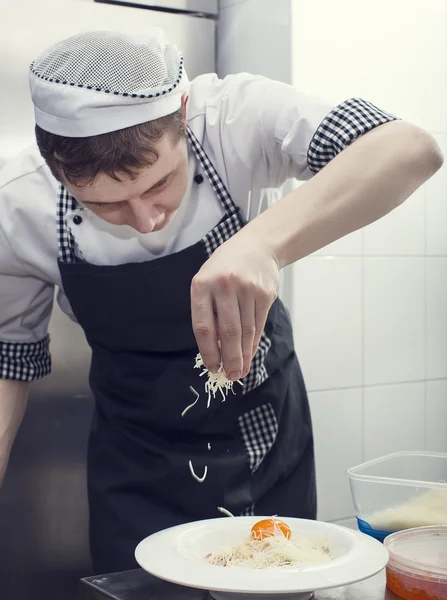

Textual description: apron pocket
[238,402,278,473]
[242,332,272,394]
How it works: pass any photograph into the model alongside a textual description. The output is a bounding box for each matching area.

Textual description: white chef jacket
[0,72,396,380]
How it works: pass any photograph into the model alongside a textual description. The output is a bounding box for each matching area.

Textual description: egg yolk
[251,518,292,541]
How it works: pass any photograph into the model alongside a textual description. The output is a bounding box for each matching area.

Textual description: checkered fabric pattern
[242,332,271,395]
[0,336,51,380]
[239,503,255,517]
[57,184,78,263]
[307,97,398,174]
[238,403,278,473]
[202,211,243,256]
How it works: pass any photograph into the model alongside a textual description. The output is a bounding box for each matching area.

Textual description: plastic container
[348,451,447,541]
[384,527,447,600]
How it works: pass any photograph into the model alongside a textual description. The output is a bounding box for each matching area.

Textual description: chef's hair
[35,108,185,186]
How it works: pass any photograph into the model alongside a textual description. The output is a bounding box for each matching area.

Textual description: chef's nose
[127,196,161,234]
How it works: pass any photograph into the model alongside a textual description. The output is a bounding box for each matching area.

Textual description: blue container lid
[357,518,394,543]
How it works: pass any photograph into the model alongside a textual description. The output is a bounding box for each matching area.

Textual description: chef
[0,29,442,574]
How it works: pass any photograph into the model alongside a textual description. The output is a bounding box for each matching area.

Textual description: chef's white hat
[29,29,189,137]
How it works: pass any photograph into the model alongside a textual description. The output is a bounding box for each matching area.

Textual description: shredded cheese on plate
[204,533,333,569]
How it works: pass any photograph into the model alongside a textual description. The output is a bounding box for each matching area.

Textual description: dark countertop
[80,569,401,600]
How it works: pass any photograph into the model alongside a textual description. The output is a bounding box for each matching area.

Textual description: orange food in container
[384,526,447,599]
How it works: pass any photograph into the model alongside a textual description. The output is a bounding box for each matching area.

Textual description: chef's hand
[191,232,280,381]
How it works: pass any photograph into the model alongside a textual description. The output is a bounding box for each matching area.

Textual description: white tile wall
[364,383,426,461]
[426,258,447,380]
[290,0,447,132]
[426,134,447,256]
[363,188,426,257]
[217,0,447,522]
[309,388,362,521]
[364,258,425,386]
[292,258,362,391]
[426,380,447,453]
[290,0,447,521]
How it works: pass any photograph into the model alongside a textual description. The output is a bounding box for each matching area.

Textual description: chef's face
[64,132,189,234]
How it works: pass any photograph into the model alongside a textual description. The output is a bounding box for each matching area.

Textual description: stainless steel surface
[95,0,218,15]
[219,0,250,7]
[0,303,94,600]
[218,0,292,84]
[0,4,215,598]
[80,569,401,600]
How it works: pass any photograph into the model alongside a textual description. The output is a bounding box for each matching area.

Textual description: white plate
[135,517,389,600]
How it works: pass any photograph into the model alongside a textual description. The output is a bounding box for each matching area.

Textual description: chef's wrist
[241,217,292,271]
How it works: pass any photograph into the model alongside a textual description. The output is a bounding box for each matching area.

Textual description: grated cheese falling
[189,460,208,483]
[217,506,235,517]
[194,353,243,408]
[181,386,200,417]
[185,354,244,487]
[204,533,333,569]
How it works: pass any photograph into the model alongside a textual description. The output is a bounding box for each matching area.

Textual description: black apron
[57,127,316,574]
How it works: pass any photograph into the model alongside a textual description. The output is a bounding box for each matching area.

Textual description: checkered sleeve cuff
[307,98,399,174]
[0,335,51,381]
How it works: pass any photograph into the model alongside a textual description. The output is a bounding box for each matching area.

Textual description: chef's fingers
[252,294,272,360]
[238,294,256,378]
[191,283,220,373]
[214,289,243,382]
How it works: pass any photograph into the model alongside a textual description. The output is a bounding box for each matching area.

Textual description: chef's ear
[181,94,189,124]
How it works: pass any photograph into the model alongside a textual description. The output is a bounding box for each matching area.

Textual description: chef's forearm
[0,380,28,485]
[248,121,444,269]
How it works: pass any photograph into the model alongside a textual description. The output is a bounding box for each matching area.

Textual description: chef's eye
[148,175,170,192]
[87,200,125,208]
